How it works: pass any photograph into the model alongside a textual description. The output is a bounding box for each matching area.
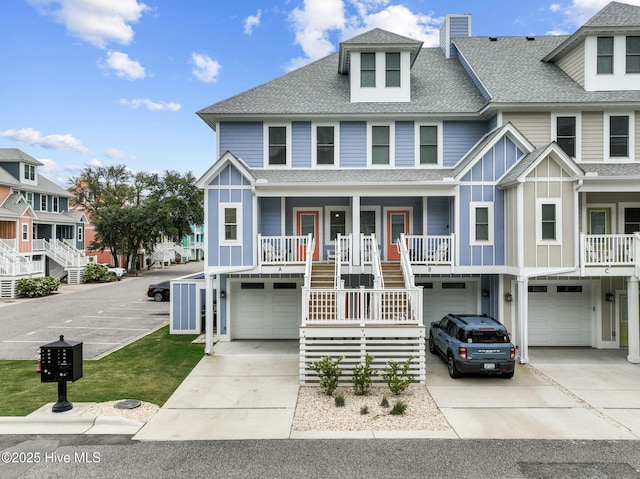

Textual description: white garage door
[231,281,301,339]
[528,283,592,346]
[421,280,478,326]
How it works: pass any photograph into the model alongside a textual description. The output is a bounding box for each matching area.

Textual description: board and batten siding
[207,164,254,268]
[503,188,519,267]
[523,156,576,269]
[556,42,585,87]
[582,111,604,162]
[502,112,551,148]
[218,122,263,167]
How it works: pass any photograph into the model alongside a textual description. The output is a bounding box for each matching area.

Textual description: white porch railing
[581,233,640,266]
[0,241,45,276]
[0,239,17,250]
[259,234,312,264]
[404,234,454,265]
[398,234,416,287]
[303,235,315,288]
[34,239,88,267]
[303,287,422,325]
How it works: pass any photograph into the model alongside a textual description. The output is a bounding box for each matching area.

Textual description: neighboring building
[0,148,88,297]
[175,2,640,380]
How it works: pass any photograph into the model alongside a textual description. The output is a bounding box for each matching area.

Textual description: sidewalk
[2,346,640,440]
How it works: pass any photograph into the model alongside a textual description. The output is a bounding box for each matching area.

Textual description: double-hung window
[624,208,640,234]
[597,37,614,74]
[328,210,346,242]
[40,195,47,211]
[268,126,287,165]
[361,53,376,87]
[626,36,640,73]
[418,125,438,165]
[385,52,400,87]
[537,200,561,243]
[556,116,576,158]
[370,125,392,165]
[609,115,630,158]
[221,204,242,244]
[52,196,59,213]
[24,164,35,181]
[22,223,28,241]
[470,203,493,245]
[315,125,335,166]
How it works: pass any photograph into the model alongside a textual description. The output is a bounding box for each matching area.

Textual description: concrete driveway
[133,343,640,441]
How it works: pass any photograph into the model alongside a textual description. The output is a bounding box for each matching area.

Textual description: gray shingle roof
[584,1,640,28]
[197,48,487,127]
[0,148,43,166]
[454,35,640,104]
[248,167,453,185]
[580,163,640,177]
[0,193,29,217]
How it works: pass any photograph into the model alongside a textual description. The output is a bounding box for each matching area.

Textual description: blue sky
[2,0,638,186]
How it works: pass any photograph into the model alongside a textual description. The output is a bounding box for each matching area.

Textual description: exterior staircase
[381,262,405,287]
[308,263,337,321]
[310,263,335,288]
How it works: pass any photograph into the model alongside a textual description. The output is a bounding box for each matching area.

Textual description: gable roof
[195,151,255,188]
[543,2,640,62]
[497,142,584,188]
[338,28,424,73]
[0,192,35,218]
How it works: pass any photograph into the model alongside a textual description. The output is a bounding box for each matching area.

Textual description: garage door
[231,281,301,339]
[421,281,477,326]
[528,283,592,346]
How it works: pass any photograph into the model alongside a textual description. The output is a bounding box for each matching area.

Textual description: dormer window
[626,36,640,73]
[385,52,400,87]
[360,53,376,87]
[24,164,35,180]
[597,37,614,74]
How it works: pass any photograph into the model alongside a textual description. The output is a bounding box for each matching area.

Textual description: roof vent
[526,36,535,41]
[489,37,498,42]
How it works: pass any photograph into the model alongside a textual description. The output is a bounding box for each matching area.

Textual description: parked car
[147,281,170,302]
[429,314,516,378]
[99,263,126,280]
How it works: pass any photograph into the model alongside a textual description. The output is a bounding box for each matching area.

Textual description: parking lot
[0,261,203,360]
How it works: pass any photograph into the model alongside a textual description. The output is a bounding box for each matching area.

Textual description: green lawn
[0,326,203,416]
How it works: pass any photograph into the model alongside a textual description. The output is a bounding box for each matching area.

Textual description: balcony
[580,233,640,276]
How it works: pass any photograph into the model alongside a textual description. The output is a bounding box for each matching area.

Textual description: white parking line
[81,315,145,320]
[26,331,35,336]
[46,326,148,331]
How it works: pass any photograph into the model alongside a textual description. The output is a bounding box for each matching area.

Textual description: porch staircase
[310,263,335,288]
[381,262,405,287]
[39,239,88,284]
[309,263,336,321]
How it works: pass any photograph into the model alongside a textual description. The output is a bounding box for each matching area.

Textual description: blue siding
[260,197,281,236]
[207,190,219,266]
[340,121,366,167]
[458,186,472,265]
[395,121,414,167]
[293,121,312,168]
[443,121,488,167]
[427,197,451,235]
[219,122,263,166]
[172,283,197,331]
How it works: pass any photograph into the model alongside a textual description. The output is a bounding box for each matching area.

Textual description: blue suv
[429,314,516,378]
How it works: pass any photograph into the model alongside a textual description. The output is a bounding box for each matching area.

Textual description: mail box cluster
[40,335,83,383]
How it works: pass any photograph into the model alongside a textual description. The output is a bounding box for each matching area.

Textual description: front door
[296,210,320,260]
[386,210,409,261]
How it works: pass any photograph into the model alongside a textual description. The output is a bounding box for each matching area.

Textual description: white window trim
[367,122,395,167]
[360,207,380,237]
[52,196,59,213]
[40,195,47,211]
[21,163,37,185]
[21,223,29,241]
[311,122,340,168]
[220,202,242,245]
[536,199,562,244]
[414,122,443,167]
[470,202,494,246]
[551,113,582,162]
[24,192,33,208]
[604,112,635,161]
[324,206,351,245]
[263,123,291,168]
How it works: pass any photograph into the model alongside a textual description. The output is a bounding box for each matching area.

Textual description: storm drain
[519,462,640,478]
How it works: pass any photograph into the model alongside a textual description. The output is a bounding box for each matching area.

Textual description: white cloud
[119,98,181,111]
[191,53,221,83]
[286,0,440,70]
[0,127,89,154]
[27,0,149,49]
[104,148,139,160]
[86,158,103,168]
[244,10,261,35]
[99,51,146,80]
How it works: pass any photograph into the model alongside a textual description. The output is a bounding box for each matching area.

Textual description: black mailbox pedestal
[40,335,83,412]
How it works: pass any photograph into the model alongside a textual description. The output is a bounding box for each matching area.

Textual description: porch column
[627,276,640,363]
[352,196,360,266]
[205,272,216,355]
[517,276,529,364]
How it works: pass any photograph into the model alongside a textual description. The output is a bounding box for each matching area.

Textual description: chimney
[439,14,472,59]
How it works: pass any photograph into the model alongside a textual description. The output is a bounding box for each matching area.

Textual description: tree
[70,166,203,272]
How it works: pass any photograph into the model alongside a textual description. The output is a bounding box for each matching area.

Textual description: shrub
[390,401,407,415]
[334,393,345,407]
[381,355,414,395]
[380,396,389,408]
[308,356,343,396]
[360,405,369,415]
[83,263,110,283]
[17,277,60,297]
[351,353,377,396]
